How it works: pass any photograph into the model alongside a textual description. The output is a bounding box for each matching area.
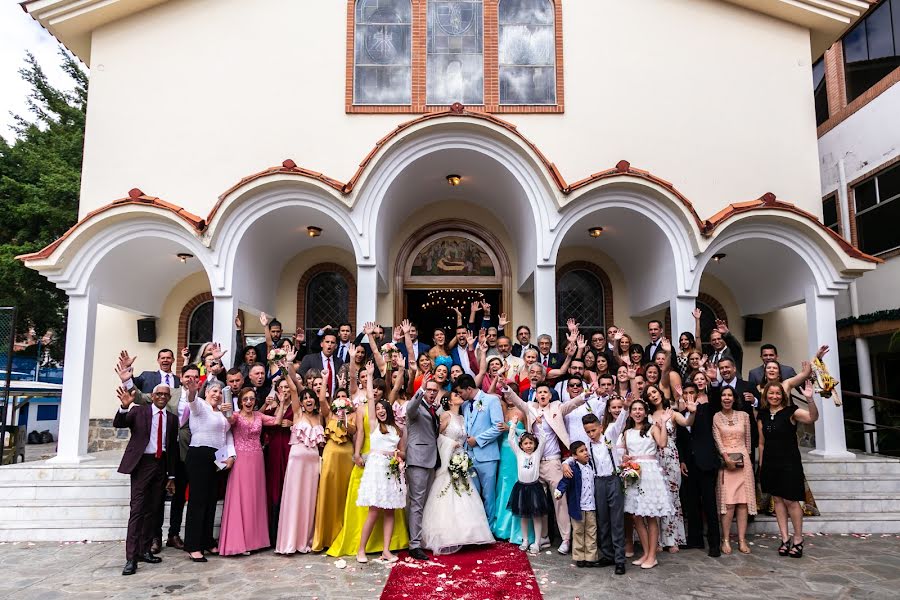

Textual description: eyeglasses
[567,382,583,387]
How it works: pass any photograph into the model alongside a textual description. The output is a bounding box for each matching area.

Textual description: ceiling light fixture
[177,253,193,263]
[307,226,322,237]
[446,174,461,186]
[712,253,727,262]
[588,227,604,238]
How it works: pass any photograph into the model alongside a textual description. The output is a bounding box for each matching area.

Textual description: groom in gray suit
[405,375,441,561]
[455,374,505,525]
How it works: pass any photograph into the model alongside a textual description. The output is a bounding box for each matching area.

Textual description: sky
[0,1,77,143]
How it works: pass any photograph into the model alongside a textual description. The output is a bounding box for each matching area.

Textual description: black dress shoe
[137,552,162,564]
[189,555,208,563]
[708,547,722,558]
[594,557,615,568]
[150,538,162,554]
[408,548,429,561]
[122,560,137,576]
[614,563,626,575]
[575,560,586,568]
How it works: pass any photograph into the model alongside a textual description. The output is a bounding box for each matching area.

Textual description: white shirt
[576,461,596,511]
[580,408,628,477]
[159,370,176,388]
[564,394,606,447]
[510,427,545,484]
[538,416,561,459]
[321,353,336,393]
[187,398,231,450]
[457,344,475,377]
[648,339,661,356]
[146,405,167,456]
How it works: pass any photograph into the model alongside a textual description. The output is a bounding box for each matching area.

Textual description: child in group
[554,440,597,567]
[564,399,630,574]
[619,398,674,570]
[356,367,407,565]
[507,417,548,556]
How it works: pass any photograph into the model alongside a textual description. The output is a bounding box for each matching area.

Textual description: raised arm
[260,312,272,359]
[400,319,416,370]
[474,329,488,388]
[692,307,702,352]
[792,380,820,425]
[560,392,588,416]
[365,361,377,432]
[363,322,386,374]
[784,360,813,393]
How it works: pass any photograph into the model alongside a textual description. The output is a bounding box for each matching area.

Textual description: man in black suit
[675,382,721,557]
[114,384,178,576]
[747,343,797,388]
[512,325,538,358]
[708,358,759,467]
[536,334,563,369]
[299,329,344,396]
[642,320,664,365]
[253,314,284,367]
[132,349,180,393]
[246,363,272,410]
[708,319,744,378]
[311,322,355,362]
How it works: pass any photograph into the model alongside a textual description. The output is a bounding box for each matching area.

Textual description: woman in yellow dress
[326,376,409,556]
[311,387,357,552]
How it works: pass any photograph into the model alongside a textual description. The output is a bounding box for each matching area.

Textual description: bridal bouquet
[440,452,473,497]
[381,342,399,372]
[387,455,405,484]
[619,461,641,487]
[267,348,288,378]
[329,397,355,428]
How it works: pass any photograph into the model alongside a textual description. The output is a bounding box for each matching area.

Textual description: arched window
[354,0,412,105]
[187,301,213,362]
[304,272,351,339]
[556,268,606,349]
[498,0,556,105]
[427,0,484,104]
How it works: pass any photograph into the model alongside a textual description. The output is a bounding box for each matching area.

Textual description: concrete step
[746,512,900,535]
[0,462,127,483]
[805,473,900,493]
[801,456,900,476]
[0,479,129,501]
[813,493,900,513]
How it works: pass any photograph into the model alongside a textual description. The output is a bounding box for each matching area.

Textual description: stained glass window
[188,301,213,361]
[556,269,605,349]
[427,0,484,105]
[499,0,555,105]
[305,272,350,339]
[354,0,412,105]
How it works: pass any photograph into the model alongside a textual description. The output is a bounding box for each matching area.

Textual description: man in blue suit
[454,374,505,525]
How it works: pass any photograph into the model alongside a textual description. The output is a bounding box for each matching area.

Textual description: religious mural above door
[405,231,502,286]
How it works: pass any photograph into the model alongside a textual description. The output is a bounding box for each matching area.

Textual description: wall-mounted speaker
[137,318,157,343]
[744,316,763,343]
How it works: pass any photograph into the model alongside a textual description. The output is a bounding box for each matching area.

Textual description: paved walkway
[1,534,897,599]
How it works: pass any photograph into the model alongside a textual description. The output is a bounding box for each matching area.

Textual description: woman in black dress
[757,379,818,558]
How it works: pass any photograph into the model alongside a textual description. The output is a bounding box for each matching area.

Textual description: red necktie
[327,358,333,394]
[543,356,548,367]
[155,410,163,459]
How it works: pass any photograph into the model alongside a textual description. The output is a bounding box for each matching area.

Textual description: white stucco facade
[19,0,878,462]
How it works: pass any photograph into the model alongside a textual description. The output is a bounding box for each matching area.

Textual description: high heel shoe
[738,539,751,554]
[778,539,791,557]
[721,540,732,555]
[188,554,207,563]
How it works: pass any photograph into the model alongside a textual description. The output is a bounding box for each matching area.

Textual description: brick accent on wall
[176,292,213,371]
[823,40,847,117]
[295,263,358,333]
[556,261,615,329]
[818,65,900,138]
[346,0,564,114]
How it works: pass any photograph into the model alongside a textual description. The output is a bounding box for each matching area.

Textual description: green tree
[0,50,86,358]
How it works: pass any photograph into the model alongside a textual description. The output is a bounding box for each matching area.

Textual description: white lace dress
[356,425,407,510]
[420,414,495,555]
[620,429,674,518]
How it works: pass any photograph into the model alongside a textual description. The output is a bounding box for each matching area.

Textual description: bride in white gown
[420,391,495,555]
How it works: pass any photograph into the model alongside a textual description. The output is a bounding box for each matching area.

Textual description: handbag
[727,452,744,468]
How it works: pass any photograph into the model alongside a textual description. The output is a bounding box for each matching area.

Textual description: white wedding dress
[420,413,495,555]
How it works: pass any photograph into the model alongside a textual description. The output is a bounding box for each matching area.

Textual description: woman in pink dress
[220,387,288,556]
[275,365,327,554]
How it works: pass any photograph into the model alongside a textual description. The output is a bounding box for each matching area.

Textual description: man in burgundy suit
[115,384,178,576]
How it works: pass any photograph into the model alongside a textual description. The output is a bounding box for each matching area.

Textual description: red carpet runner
[380,543,542,600]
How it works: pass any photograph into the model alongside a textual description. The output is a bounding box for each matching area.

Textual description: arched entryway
[393,220,511,336]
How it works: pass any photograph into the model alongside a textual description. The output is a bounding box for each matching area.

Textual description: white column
[356,264,378,331]
[855,336,878,453]
[212,295,240,366]
[669,295,697,344]
[805,287,854,458]
[533,263,557,348]
[49,287,98,463]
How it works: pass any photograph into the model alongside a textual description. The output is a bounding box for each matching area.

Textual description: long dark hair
[642,383,669,410]
[601,394,623,431]
[625,398,652,437]
[375,399,397,434]
[298,388,319,415]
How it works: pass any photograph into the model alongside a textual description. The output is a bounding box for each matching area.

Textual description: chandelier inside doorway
[420,288,485,317]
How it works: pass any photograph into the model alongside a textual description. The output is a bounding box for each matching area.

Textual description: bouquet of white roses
[380,342,399,371]
[440,452,473,497]
[267,348,287,364]
[329,396,355,428]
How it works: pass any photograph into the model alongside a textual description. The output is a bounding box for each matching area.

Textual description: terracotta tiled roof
[18,107,880,265]
[16,188,205,261]
[703,192,882,264]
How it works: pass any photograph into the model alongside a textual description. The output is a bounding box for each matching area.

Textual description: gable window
[843,0,900,103]
[853,162,900,255]
[354,0,413,105]
[426,0,484,105]
[499,0,556,105]
[822,194,840,234]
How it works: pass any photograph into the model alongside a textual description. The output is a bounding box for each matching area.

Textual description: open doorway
[405,288,502,343]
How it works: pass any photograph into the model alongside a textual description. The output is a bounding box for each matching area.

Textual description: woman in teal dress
[492,395,534,545]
